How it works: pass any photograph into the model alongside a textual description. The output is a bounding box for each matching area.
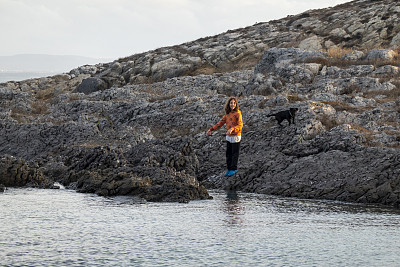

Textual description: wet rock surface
[0,0,399,205]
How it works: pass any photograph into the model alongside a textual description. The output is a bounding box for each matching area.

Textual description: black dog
[267,108,298,126]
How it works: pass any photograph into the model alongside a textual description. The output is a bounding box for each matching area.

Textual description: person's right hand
[206,129,212,136]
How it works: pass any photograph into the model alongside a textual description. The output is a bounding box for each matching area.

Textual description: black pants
[226,141,240,171]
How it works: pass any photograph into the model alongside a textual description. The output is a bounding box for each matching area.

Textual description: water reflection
[223,190,245,226]
[2,188,400,266]
[226,190,239,201]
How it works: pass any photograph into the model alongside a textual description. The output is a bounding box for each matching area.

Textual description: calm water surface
[0,72,57,83]
[1,188,400,266]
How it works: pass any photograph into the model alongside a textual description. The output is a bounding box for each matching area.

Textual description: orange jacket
[209,110,243,136]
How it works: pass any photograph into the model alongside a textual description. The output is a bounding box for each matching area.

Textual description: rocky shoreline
[1,0,399,207]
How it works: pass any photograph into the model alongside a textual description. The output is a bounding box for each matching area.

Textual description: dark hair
[224,97,239,114]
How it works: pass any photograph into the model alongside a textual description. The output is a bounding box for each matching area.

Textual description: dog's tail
[266,113,275,117]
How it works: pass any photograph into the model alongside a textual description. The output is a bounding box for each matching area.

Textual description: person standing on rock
[207,97,243,177]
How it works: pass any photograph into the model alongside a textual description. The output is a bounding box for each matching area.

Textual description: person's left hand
[226,128,233,135]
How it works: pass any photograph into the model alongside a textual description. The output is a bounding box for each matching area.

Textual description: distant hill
[0,54,111,73]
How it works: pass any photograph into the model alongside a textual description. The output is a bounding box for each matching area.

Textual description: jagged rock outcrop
[53,139,209,202]
[0,155,53,188]
[0,0,399,205]
[211,128,400,208]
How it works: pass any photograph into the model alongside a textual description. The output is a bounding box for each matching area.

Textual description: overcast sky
[1,0,350,60]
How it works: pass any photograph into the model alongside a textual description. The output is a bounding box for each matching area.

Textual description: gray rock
[76,77,108,94]
[298,35,323,51]
[254,48,326,75]
[373,65,399,76]
[366,49,396,61]
[342,51,365,61]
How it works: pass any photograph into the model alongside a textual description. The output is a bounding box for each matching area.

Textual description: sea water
[0,72,58,83]
[1,188,399,266]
